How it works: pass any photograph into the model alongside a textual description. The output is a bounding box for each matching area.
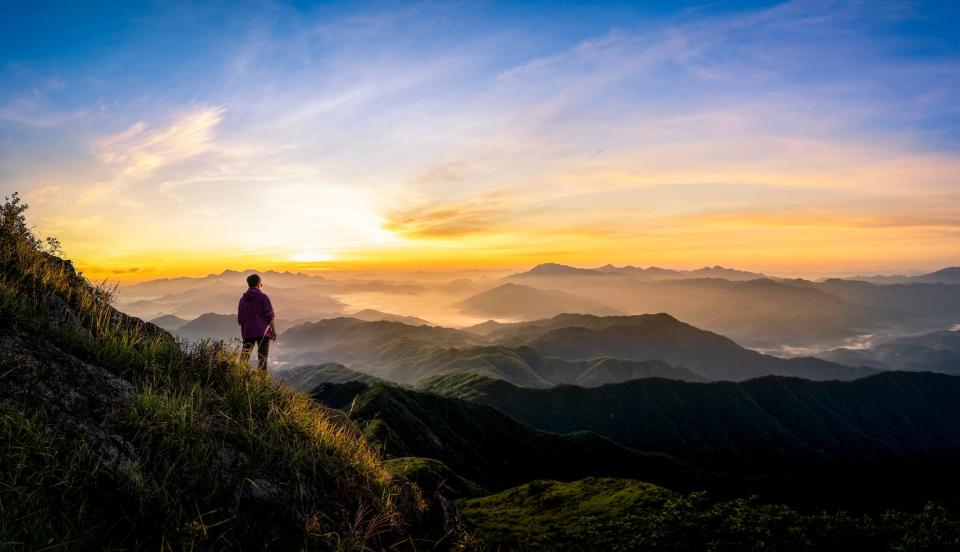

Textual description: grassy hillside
[421,372,960,478]
[0,195,464,550]
[459,478,960,552]
[384,457,486,499]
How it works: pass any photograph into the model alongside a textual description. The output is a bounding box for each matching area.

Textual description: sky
[0,0,958,281]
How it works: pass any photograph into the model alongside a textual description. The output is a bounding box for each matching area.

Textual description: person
[237,273,276,371]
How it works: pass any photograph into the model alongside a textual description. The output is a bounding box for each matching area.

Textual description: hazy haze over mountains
[120,263,960,376]
[275,313,875,387]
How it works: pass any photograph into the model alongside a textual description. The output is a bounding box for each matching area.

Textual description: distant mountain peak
[914,266,960,284]
[522,263,600,276]
[455,282,621,319]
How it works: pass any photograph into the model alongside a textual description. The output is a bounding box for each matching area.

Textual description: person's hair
[246,274,261,288]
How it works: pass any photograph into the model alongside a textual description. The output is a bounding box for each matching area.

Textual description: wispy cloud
[95,106,224,178]
[384,193,511,239]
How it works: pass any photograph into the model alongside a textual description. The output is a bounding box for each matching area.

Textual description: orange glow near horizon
[63,209,959,283]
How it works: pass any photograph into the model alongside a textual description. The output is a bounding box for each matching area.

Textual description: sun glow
[289,251,336,263]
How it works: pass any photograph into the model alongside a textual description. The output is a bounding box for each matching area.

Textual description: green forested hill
[310,381,702,493]
[420,371,960,475]
[284,341,705,389]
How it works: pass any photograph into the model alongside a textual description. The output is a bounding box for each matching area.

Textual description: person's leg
[239,338,255,366]
[256,337,270,371]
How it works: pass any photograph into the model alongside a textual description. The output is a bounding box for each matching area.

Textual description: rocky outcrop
[0,332,138,473]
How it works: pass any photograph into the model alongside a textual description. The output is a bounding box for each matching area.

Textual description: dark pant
[240,336,270,371]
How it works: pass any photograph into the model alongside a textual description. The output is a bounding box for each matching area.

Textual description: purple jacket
[238,288,275,339]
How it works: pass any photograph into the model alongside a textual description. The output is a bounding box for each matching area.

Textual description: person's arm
[262,295,277,339]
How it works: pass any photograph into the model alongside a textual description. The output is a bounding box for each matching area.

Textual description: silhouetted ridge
[520,263,605,276]
[420,370,960,477]
[309,380,700,493]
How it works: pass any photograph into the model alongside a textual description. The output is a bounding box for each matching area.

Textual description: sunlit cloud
[94,106,224,178]
[25,183,64,204]
[384,193,512,239]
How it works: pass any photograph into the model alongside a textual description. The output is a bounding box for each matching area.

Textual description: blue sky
[0,1,958,278]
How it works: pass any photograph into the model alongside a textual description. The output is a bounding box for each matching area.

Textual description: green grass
[383,457,487,499]
[459,477,671,549]
[0,193,462,550]
[459,478,960,552]
[0,406,104,549]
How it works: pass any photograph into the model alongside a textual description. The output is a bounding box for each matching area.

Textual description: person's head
[246,274,262,289]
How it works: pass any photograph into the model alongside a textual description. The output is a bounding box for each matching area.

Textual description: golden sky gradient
[3,2,958,281]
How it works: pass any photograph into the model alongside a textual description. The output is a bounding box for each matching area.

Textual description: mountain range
[818,328,960,375]
[418,371,960,477]
[480,264,960,349]
[485,271,877,348]
[277,313,873,386]
[310,381,699,494]
[121,263,960,352]
[518,262,769,281]
[844,267,960,285]
[453,282,621,319]
[310,372,960,511]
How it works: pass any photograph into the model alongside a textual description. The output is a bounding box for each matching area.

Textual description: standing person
[237,273,276,371]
